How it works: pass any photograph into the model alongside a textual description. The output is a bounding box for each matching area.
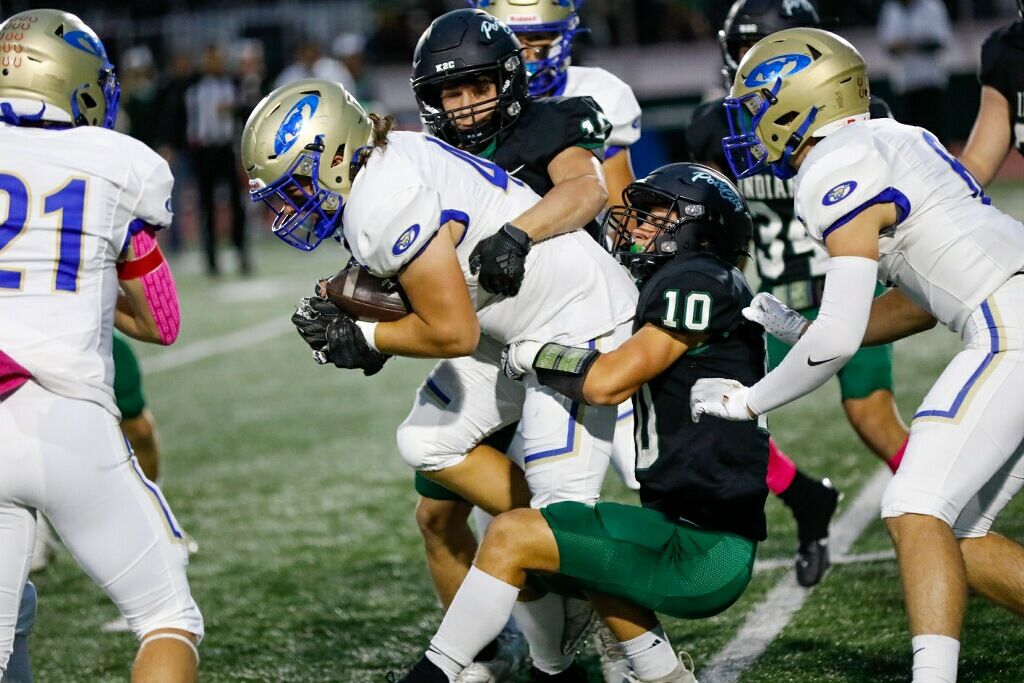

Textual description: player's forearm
[747,257,876,415]
[116,228,180,346]
[602,150,635,210]
[582,351,647,405]
[511,174,607,242]
[373,312,479,359]
[862,288,937,346]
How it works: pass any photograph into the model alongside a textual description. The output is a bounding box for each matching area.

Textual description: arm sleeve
[794,138,896,244]
[638,271,741,337]
[746,256,878,415]
[346,184,443,278]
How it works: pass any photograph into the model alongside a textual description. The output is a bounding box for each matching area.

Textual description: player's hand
[690,378,756,422]
[469,223,532,297]
[742,292,809,345]
[501,340,544,380]
[292,296,344,351]
[316,314,391,376]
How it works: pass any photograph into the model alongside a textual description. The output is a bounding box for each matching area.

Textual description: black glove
[291,296,344,351]
[469,223,531,297]
[320,315,391,376]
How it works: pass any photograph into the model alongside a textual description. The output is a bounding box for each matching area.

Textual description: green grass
[26,185,1024,682]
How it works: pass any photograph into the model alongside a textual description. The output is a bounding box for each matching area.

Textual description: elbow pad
[118,225,181,345]
[747,256,877,415]
[533,342,601,404]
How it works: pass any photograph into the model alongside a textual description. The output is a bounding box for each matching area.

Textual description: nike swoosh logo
[807,356,840,367]
[509,164,525,176]
[913,648,925,656]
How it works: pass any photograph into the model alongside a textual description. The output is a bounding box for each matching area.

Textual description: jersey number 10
[0,173,87,292]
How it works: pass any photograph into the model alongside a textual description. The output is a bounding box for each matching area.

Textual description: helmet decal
[822,181,858,206]
[743,53,812,88]
[392,224,421,255]
[274,94,320,156]
[62,29,108,60]
[690,170,745,212]
[480,18,513,42]
[782,0,815,14]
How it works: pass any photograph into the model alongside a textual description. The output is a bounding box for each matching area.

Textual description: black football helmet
[412,9,529,153]
[718,0,820,88]
[607,163,753,280]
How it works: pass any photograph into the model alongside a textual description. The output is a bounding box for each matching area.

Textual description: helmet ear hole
[80,91,97,109]
[773,111,798,126]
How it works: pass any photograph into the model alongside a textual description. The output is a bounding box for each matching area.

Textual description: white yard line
[140,318,289,375]
[753,549,896,572]
[700,468,893,683]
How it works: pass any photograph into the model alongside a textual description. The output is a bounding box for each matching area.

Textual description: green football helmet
[241,79,372,251]
[0,9,119,128]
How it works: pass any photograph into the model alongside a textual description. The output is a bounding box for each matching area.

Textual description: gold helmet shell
[0,9,119,128]
[723,27,869,180]
[475,1,579,96]
[241,79,373,250]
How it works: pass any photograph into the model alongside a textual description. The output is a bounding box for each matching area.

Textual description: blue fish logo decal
[274,94,320,156]
[744,53,813,88]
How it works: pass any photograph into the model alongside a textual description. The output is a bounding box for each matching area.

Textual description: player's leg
[0,508,34,678]
[836,338,909,471]
[882,287,1024,682]
[19,384,203,682]
[193,147,219,276]
[4,581,35,683]
[224,144,250,274]
[952,436,1024,617]
[415,492,476,609]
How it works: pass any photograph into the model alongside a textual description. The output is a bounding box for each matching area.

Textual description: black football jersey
[685,96,892,290]
[980,21,1024,158]
[632,252,769,542]
[481,96,609,239]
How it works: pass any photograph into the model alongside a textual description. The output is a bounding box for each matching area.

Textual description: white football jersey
[794,119,1024,333]
[0,123,173,416]
[562,66,642,151]
[345,132,636,345]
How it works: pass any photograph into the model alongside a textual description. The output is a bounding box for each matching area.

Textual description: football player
[0,10,201,682]
[242,78,637,681]
[685,0,909,587]
[392,162,764,683]
[410,9,632,680]
[693,28,1024,683]
[473,0,642,207]
[959,0,1024,185]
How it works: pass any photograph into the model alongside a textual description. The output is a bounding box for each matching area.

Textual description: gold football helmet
[0,9,119,128]
[722,27,869,180]
[241,79,372,251]
[475,0,579,95]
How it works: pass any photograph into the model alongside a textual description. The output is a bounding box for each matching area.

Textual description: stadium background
[7,1,1024,681]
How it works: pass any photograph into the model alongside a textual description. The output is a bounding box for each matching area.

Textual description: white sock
[512,593,575,674]
[427,567,520,681]
[911,635,960,683]
[622,625,678,680]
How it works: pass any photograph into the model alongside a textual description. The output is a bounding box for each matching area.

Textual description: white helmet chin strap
[812,112,869,138]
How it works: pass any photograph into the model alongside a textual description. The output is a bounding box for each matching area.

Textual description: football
[323,263,410,322]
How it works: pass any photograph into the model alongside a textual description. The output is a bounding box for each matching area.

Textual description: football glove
[501,340,544,380]
[317,314,390,376]
[742,292,809,346]
[689,377,756,422]
[469,223,531,297]
[292,296,344,350]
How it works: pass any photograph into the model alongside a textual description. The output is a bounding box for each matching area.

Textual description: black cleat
[387,655,450,683]
[789,477,840,587]
[529,662,590,682]
[796,537,831,587]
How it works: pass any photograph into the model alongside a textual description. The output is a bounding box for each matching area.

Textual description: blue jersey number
[922,131,990,205]
[0,173,88,292]
[426,137,524,191]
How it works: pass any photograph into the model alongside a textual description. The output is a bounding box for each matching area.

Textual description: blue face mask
[63,29,120,129]
[249,144,345,252]
[721,77,818,181]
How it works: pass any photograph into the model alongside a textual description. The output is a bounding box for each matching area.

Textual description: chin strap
[772,106,819,180]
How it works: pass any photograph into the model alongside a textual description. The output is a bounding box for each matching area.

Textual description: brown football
[323,263,410,322]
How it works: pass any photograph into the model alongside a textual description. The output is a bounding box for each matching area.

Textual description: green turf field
[25,186,1024,681]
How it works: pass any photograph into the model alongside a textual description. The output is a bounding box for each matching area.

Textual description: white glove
[742,292,809,346]
[690,377,756,422]
[501,340,543,380]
